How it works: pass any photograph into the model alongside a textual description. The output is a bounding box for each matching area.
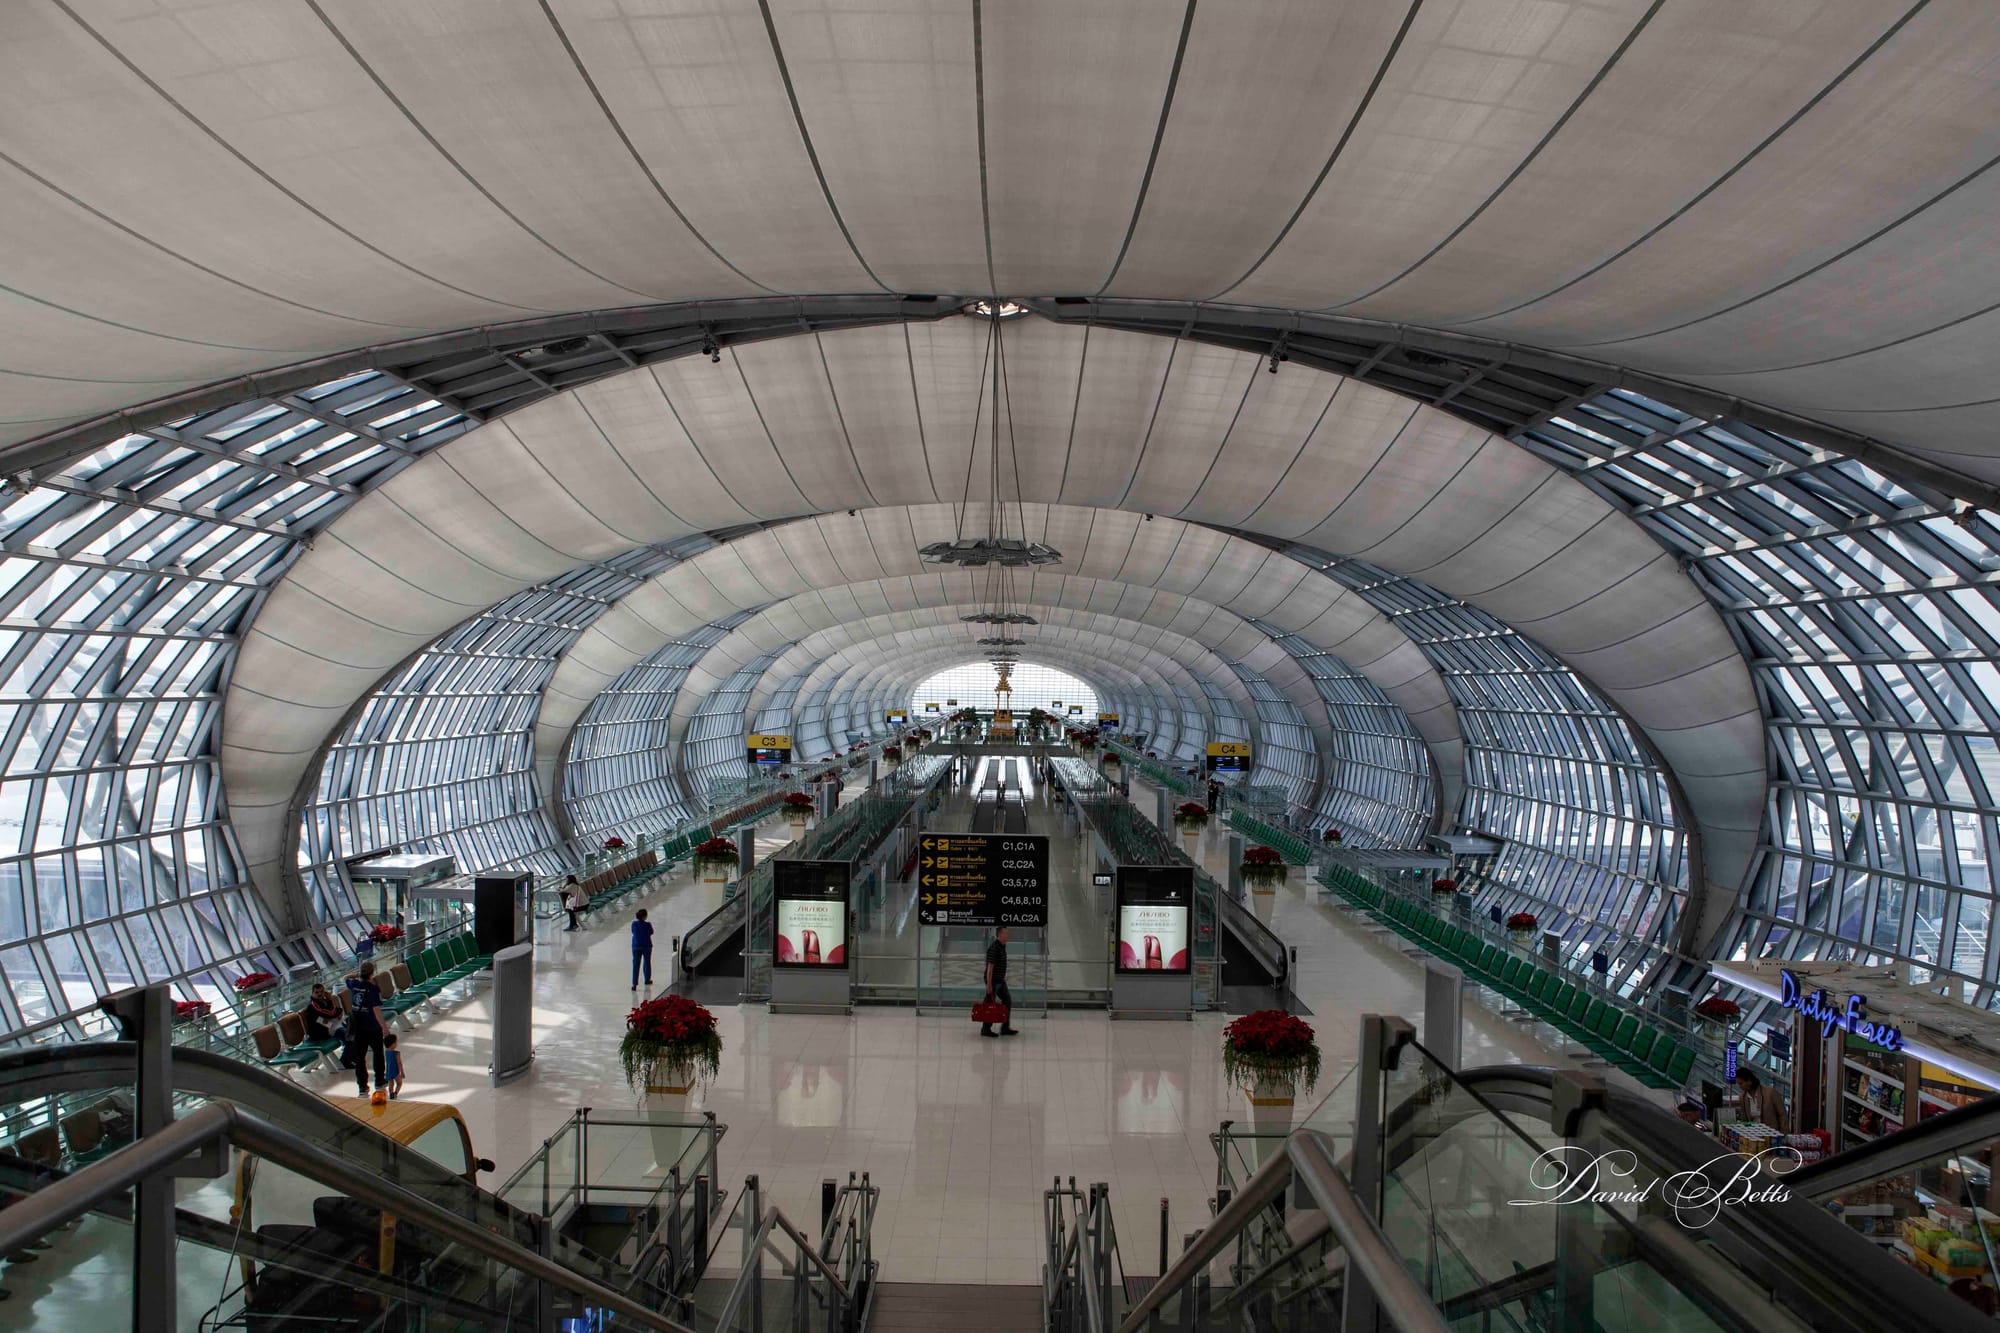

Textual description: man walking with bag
[981,925,1018,1038]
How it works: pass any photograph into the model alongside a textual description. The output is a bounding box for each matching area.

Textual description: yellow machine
[233,1097,489,1293]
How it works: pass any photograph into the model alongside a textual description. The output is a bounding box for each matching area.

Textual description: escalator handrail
[1785,1088,2000,1198]
[1117,1127,1450,1333]
[1403,1059,1989,1332]
[0,1100,702,1333]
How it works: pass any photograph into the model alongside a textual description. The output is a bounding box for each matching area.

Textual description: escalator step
[870,1283,1042,1331]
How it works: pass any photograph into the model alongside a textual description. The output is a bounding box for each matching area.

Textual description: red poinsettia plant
[1240,845,1286,885]
[694,836,738,866]
[1222,1009,1321,1098]
[1173,802,1210,830]
[173,999,211,1022]
[233,971,276,994]
[882,745,902,761]
[368,924,405,944]
[782,791,815,809]
[1321,828,1343,843]
[603,835,627,850]
[1695,996,1741,1022]
[620,994,723,1092]
[1506,912,1538,932]
[1431,877,1459,893]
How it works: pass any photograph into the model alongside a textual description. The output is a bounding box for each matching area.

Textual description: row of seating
[252,930,492,1075]
[1226,811,1314,865]
[1322,865,1697,1093]
[574,849,668,920]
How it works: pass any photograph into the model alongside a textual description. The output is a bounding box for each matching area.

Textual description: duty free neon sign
[1779,968,1904,1053]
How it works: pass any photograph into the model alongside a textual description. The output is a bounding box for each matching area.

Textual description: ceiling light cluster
[961,610,1039,626]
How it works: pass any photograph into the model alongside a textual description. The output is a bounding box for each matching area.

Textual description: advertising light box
[773,860,849,969]
[1115,865,1192,974]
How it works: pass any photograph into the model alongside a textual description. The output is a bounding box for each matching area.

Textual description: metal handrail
[710,1203,855,1329]
[1116,1128,1450,1333]
[0,1100,702,1333]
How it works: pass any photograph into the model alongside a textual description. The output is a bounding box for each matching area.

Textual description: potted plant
[782,790,814,827]
[1694,995,1740,1037]
[1505,911,1538,945]
[233,971,276,995]
[1223,1010,1320,1163]
[1173,802,1209,847]
[882,744,902,770]
[1431,877,1459,900]
[1240,845,1286,894]
[173,998,212,1025]
[621,994,724,1171]
[1321,828,1342,845]
[694,836,738,884]
[368,923,405,946]
[604,835,627,852]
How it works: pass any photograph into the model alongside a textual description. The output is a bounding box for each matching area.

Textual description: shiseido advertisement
[773,860,850,968]
[1115,866,1191,974]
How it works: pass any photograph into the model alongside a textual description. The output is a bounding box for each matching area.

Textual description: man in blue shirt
[631,909,655,991]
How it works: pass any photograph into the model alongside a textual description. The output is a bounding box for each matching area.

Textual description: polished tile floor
[283,789,1633,1285]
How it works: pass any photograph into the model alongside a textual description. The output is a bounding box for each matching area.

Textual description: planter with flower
[1223,1010,1321,1160]
[233,970,278,1021]
[1505,912,1538,946]
[1321,828,1343,846]
[1431,877,1460,901]
[603,835,627,852]
[782,790,814,828]
[173,998,212,1025]
[622,993,724,1170]
[1694,995,1740,1041]
[369,923,405,946]
[882,744,902,771]
[1173,802,1209,848]
[694,836,739,885]
[1240,845,1287,895]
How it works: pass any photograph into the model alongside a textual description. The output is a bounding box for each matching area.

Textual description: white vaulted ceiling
[31,0,1995,944]
[5,0,1999,476]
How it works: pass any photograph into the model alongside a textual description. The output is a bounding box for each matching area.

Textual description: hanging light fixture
[922,308,1060,571]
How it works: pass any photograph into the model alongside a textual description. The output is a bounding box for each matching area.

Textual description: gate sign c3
[1206,741,1251,773]
[747,733,792,766]
[1097,712,1120,730]
[885,709,908,724]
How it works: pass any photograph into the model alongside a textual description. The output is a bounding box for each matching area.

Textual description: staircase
[870,1283,1044,1332]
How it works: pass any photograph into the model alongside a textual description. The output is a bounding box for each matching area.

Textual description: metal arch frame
[10,295,1993,516]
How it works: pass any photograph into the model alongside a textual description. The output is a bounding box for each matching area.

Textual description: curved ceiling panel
[220,318,1755,914]
[7,1,2000,486]
[523,511,1462,807]
[656,605,1308,786]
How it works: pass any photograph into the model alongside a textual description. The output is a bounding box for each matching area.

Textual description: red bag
[971,1000,1008,1024]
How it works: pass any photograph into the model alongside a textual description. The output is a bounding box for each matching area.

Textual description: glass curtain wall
[910,661,1100,717]
[1516,390,2000,1018]
[297,545,707,936]
[1255,624,1434,848]
[560,632,731,842]
[0,370,474,1039]
[1281,546,1689,992]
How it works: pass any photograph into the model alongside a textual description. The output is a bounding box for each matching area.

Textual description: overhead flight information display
[747,733,792,766]
[885,709,909,725]
[915,833,1048,927]
[1206,741,1251,773]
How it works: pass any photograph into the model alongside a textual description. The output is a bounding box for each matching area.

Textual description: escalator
[0,1039,875,1331]
[1090,1029,1988,1331]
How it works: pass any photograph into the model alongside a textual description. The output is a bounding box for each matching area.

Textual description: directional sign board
[915,832,1048,927]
